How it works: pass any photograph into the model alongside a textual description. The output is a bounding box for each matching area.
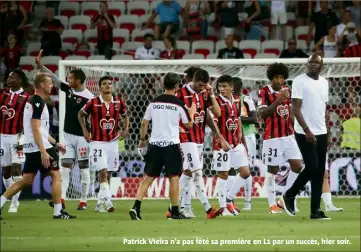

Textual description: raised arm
[241,96,258,124]
[35,50,63,88]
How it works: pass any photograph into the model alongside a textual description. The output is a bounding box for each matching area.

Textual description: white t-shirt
[135,46,160,60]
[271,0,286,11]
[292,73,329,135]
[143,94,190,146]
[23,95,52,153]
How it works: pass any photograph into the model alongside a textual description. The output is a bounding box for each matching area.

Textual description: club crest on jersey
[202,92,208,101]
[0,105,15,120]
[100,118,115,134]
[226,118,238,135]
[76,97,82,103]
[277,104,289,120]
[194,111,205,125]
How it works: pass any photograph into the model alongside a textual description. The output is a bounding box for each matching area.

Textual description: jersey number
[93,149,103,158]
[268,148,278,157]
[217,153,228,162]
[0,148,4,156]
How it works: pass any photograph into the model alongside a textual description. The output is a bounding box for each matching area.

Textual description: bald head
[308,54,323,64]
[307,54,323,77]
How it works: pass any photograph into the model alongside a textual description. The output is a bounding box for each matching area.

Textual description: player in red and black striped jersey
[0,69,31,213]
[79,76,129,212]
[257,63,303,214]
[168,68,229,219]
[211,75,252,216]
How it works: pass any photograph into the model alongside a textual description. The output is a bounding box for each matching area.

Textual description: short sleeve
[179,103,190,123]
[155,3,161,14]
[81,99,94,114]
[324,80,329,103]
[291,77,304,99]
[257,89,269,108]
[143,104,152,120]
[31,96,45,120]
[175,2,181,13]
[244,95,256,111]
[134,48,141,60]
[55,19,64,29]
[60,82,70,93]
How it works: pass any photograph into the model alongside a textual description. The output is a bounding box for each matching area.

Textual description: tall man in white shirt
[282,54,331,220]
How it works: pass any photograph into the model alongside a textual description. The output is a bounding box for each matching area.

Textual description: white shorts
[180,142,203,172]
[61,132,89,161]
[245,134,257,166]
[212,144,249,172]
[89,141,119,172]
[262,135,302,166]
[271,10,287,25]
[0,134,25,166]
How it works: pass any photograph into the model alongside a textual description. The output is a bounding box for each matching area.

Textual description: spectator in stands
[217,34,244,59]
[135,34,160,60]
[244,0,265,40]
[39,8,64,56]
[279,38,308,58]
[45,1,60,15]
[160,36,183,59]
[218,1,240,39]
[315,22,338,58]
[347,1,360,29]
[343,43,361,57]
[295,1,312,26]
[0,1,28,45]
[340,93,360,150]
[184,0,211,38]
[91,1,115,60]
[270,0,287,41]
[339,22,361,48]
[147,1,182,40]
[0,33,24,82]
[336,10,352,39]
[308,0,339,46]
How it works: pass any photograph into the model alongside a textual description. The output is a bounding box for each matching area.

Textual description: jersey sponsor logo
[35,103,40,107]
[276,104,289,120]
[79,147,88,157]
[0,105,15,120]
[194,110,205,125]
[23,143,34,148]
[100,118,115,133]
[226,118,239,135]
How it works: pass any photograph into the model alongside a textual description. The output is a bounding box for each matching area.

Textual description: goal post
[58,58,361,200]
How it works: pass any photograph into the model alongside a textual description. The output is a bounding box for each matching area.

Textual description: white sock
[11,176,22,204]
[80,168,90,203]
[183,187,192,209]
[61,167,71,199]
[97,182,108,204]
[322,192,332,205]
[89,169,96,197]
[54,203,62,216]
[244,175,252,203]
[192,170,211,211]
[265,172,276,207]
[179,174,192,207]
[285,170,298,191]
[217,177,228,208]
[226,175,236,192]
[0,195,8,209]
[3,177,13,189]
[226,174,244,201]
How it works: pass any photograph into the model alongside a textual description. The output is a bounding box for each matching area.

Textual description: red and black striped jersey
[81,95,127,142]
[213,95,241,151]
[258,85,294,140]
[0,88,30,134]
[177,84,212,144]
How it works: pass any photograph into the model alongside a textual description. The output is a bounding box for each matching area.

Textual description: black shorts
[144,144,182,177]
[23,148,59,175]
[159,22,179,35]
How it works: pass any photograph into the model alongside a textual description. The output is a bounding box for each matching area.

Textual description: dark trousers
[97,40,112,60]
[286,133,328,214]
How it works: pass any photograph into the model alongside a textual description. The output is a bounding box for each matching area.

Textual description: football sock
[266,172,276,206]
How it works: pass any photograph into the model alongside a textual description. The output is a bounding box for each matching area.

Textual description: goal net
[58,58,361,200]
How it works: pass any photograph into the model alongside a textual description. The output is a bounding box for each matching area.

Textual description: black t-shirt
[217,47,244,59]
[311,10,339,43]
[39,18,64,46]
[279,49,308,58]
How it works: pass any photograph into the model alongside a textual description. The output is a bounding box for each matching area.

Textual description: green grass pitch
[1,198,359,251]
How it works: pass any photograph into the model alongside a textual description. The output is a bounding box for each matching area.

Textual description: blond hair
[34,72,52,88]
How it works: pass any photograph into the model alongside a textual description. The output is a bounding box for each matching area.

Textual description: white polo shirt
[292,73,329,135]
[135,46,160,60]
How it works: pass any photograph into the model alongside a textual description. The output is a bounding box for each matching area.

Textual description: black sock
[206,208,212,214]
[171,206,179,215]
[133,200,141,210]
